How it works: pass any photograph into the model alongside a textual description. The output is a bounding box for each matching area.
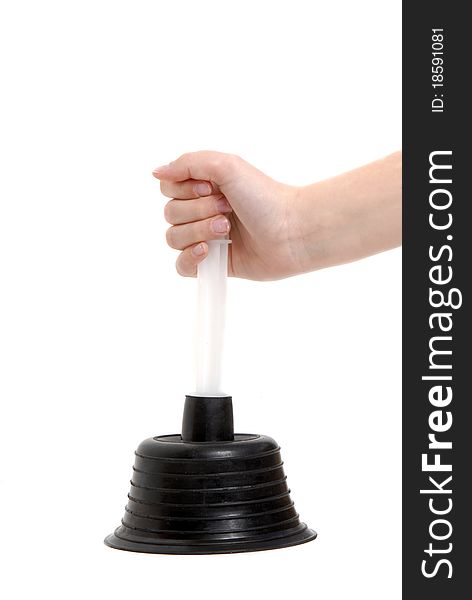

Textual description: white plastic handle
[194,239,230,396]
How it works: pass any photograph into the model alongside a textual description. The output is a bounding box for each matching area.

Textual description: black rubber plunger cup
[104,395,317,554]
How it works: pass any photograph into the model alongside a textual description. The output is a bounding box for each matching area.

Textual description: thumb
[152,151,241,189]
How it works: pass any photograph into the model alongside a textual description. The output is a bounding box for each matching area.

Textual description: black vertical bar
[403,2,470,597]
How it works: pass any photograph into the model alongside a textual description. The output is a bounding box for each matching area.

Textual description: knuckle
[177,152,192,168]
[163,201,174,223]
[227,153,242,167]
[160,181,171,197]
[175,257,185,276]
[213,152,240,176]
[211,153,226,172]
[166,226,177,248]
[176,253,192,277]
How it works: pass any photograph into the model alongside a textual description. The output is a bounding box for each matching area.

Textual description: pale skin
[152,151,402,281]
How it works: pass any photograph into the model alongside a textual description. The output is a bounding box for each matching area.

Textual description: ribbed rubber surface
[105,434,316,554]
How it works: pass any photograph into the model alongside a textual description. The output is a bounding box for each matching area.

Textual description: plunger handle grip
[194,239,230,396]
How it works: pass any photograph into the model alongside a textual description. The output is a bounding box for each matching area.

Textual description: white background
[0,1,401,598]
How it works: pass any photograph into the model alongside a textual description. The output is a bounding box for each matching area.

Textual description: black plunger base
[105,524,316,555]
[104,433,317,555]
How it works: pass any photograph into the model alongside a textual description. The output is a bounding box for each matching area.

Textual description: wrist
[285,183,332,275]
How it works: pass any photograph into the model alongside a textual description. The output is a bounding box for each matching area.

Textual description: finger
[166,215,231,250]
[153,151,241,187]
[175,243,208,277]
[164,195,232,225]
[160,179,217,200]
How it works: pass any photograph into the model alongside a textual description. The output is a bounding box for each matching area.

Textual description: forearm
[290,152,402,273]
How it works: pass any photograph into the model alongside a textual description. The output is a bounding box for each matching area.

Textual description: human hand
[152,150,402,280]
[153,151,301,280]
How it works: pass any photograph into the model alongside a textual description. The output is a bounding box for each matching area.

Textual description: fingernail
[211,216,230,234]
[194,182,212,196]
[152,164,171,177]
[192,243,206,257]
[216,197,232,213]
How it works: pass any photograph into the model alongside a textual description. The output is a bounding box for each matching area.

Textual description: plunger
[105,238,317,554]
